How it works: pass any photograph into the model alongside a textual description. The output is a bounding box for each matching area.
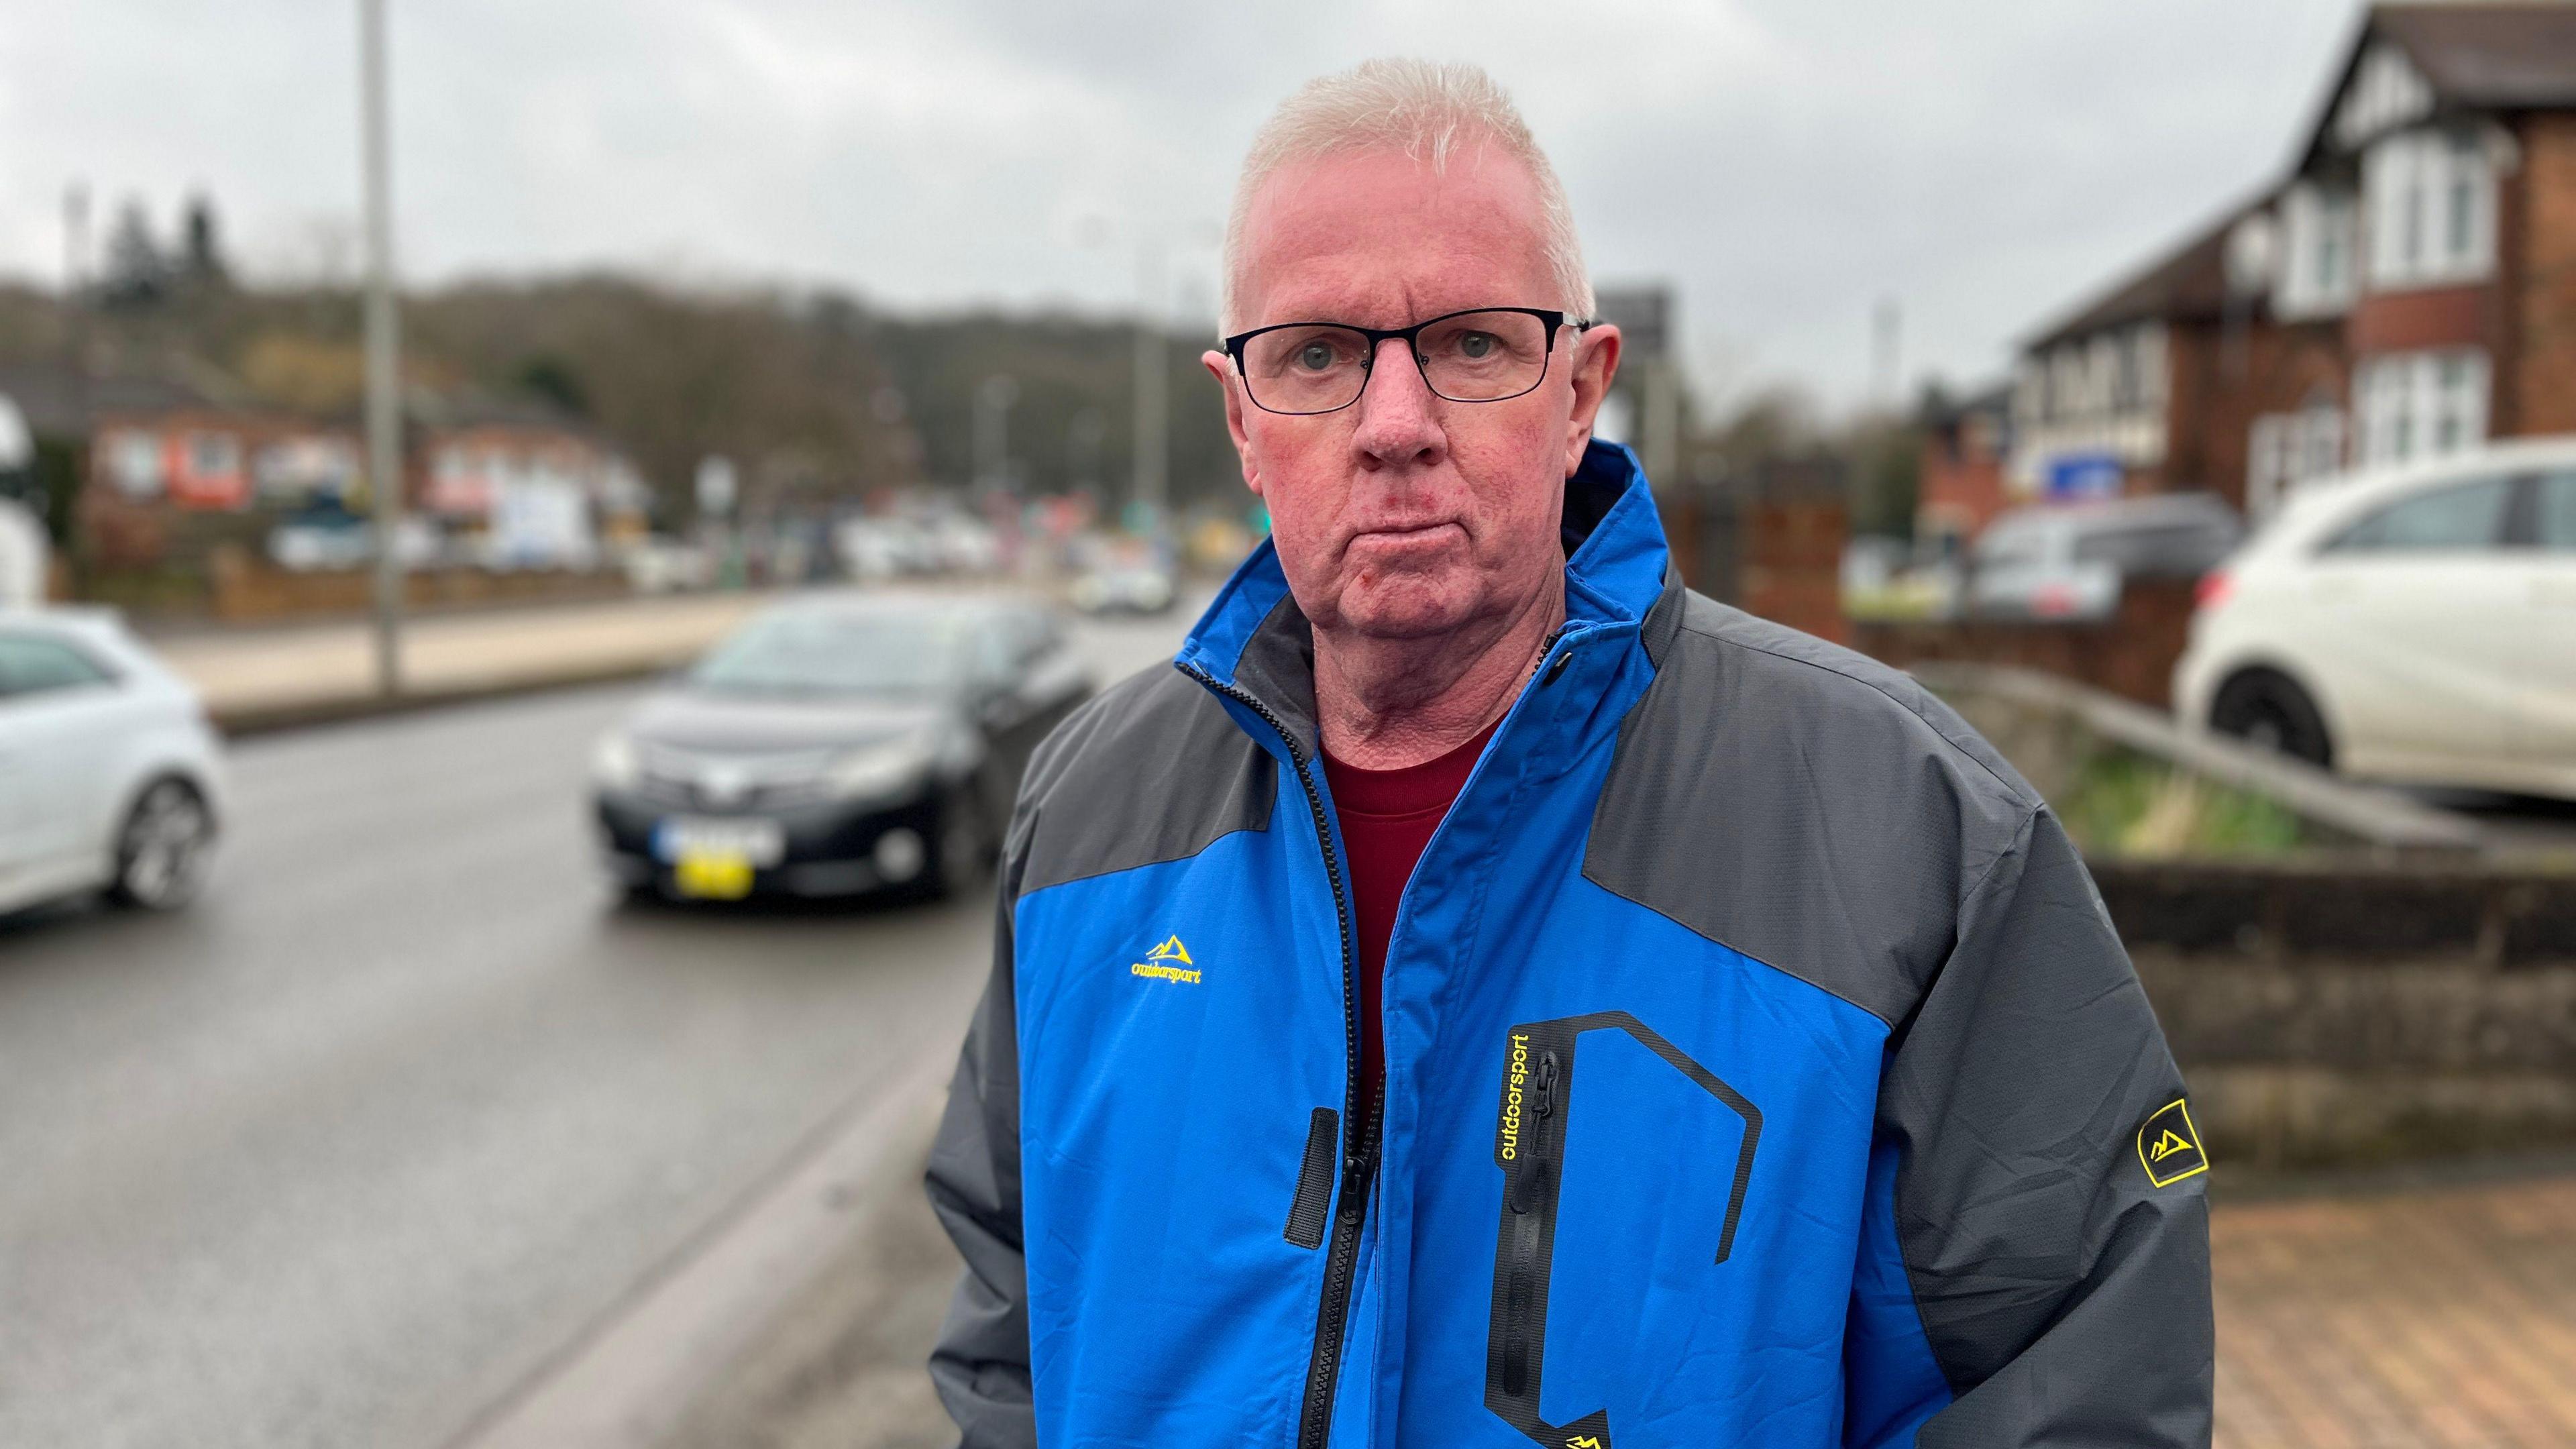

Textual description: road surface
[0,602,1191,1449]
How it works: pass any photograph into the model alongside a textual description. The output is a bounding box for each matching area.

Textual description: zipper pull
[1535,1051,1558,1120]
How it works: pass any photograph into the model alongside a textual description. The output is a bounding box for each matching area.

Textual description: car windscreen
[688,608,971,698]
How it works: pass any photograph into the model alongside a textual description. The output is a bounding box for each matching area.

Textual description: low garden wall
[207,547,630,623]
[1918,662,2576,1169]
[2102,859,2576,1168]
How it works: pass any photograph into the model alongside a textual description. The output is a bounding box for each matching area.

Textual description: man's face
[1205,146,1619,641]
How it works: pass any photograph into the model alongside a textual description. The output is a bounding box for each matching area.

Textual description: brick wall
[1851,577,2198,709]
[2513,112,2576,435]
[2160,317,2349,513]
[1739,494,1847,645]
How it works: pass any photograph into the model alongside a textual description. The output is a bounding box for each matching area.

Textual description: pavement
[150,590,782,731]
[0,600,1192,1449]
[2214,1169,2576,1449]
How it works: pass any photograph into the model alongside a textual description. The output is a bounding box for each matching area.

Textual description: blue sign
[2044,452,2123,500]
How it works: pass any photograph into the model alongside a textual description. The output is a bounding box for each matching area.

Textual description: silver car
[1966,493,2243,621]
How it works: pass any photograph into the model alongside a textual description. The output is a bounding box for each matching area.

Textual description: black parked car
[592,594,1091,902]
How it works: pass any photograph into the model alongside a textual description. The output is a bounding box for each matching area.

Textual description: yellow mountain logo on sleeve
[1130,935,1200,984]
[2135,1099,2208,1187]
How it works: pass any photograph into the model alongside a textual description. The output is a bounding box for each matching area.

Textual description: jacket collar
[1174,439,1677,757]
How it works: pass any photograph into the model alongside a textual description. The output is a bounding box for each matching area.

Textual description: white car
[2174,438,2576,800]
[0,609,225,915]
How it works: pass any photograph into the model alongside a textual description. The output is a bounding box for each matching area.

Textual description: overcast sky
[3,0,2361,411]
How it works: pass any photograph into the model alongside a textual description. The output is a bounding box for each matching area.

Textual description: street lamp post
[359,0,405,697]
[975,374,1020,494]
[1131,243,1167,523]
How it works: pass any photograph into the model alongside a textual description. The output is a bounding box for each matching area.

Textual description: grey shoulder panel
[1016,659,1275,896]
[1582,592,2039,1024]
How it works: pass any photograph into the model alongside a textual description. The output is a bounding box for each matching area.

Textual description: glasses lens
[1415,311,1552,401]
[1241,325,1373,413]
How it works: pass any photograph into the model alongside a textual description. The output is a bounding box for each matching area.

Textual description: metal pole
[63,183,91,484]
[1132,242,1167,522]
[360,0,404,696]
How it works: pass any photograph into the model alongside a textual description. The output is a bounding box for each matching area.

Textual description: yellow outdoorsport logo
[1128,934,1200,985]
[1567,1436,1604,1449]
[1497,1032,1531,1161]
[2135,1098,2208,1187]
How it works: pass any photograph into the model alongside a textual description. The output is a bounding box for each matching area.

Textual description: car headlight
[593,732,641,789]
[826,732,941,802]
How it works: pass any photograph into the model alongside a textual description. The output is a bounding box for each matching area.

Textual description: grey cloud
[2,0,2357,407]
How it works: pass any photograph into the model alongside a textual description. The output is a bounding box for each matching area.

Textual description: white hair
[1220,58,1594,335]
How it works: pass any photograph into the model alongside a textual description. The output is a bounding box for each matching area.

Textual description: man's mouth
[1350,520,1464,547]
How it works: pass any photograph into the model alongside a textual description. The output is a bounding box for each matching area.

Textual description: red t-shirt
[1320,717,1499,1146]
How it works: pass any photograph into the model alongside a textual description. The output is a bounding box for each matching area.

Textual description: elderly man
[928,59,2212,1449]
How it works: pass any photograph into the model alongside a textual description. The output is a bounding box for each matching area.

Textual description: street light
[1131,245,1165,521]
[1077,219,1218,528]
[359,0,405,696]
[975,374,1020,493]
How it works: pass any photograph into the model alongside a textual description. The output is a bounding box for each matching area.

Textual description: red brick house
[1915,384,2013,558]
[2012,3,2576,523]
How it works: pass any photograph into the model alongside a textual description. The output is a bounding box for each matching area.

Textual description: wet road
[0,602,1189,1449]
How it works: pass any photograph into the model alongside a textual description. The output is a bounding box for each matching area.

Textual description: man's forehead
[1236,144,1555,329]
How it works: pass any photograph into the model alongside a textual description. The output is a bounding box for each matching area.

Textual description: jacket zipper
[1185,667,1373,1449]
[1501,1048,1557,1397]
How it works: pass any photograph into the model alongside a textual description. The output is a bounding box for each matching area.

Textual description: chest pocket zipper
[1482,1012,1764,1449]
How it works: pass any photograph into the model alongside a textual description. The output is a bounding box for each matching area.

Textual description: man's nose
[1350,335,1446,470]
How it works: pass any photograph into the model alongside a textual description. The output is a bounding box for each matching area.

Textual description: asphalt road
[0,601,1193,1449]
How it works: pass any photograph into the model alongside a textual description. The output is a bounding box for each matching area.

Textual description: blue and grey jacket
[927,441,2213,1448]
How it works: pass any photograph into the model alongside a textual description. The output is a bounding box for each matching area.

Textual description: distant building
[1915,384,2013,557]
[421,407,649,569]
[2013,3,2576,522]
[0,361,639,579]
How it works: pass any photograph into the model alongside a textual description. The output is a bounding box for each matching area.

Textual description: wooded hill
[0,270,1244,521]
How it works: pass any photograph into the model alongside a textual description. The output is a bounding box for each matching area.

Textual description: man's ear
[1203,349,1263,496]
[1561,324,1623,478]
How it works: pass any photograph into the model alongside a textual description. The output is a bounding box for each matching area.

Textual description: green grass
[2057,749,2309,859]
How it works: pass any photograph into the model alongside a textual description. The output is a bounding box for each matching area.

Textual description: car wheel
[109,777,216,910]
[2210,669,2334,769]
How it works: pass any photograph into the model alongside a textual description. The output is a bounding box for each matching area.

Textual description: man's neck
[1311,578,1565,770]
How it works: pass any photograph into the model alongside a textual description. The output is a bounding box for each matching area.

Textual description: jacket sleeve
[1852,806,2213,1449]
[924,838,1036,1448]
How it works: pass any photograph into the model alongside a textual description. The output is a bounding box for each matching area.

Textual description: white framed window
[2364,127,2495,290]
[184,431,241,482]
[2247,404,2347,521]
[105,429,165,498]
[2277,183,2358,318]
[2354,349,2487,466]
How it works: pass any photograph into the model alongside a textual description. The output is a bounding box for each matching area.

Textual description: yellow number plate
[673,847,755,900]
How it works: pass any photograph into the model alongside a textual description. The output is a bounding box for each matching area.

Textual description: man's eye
[1457,331,1495,359]
[1297,343,1337,371]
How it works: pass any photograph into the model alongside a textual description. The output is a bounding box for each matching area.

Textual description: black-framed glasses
[1222,307,1594,416]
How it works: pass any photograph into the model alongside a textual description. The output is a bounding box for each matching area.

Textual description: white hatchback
[2174,438,2576,800]
[0,609,226,915]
